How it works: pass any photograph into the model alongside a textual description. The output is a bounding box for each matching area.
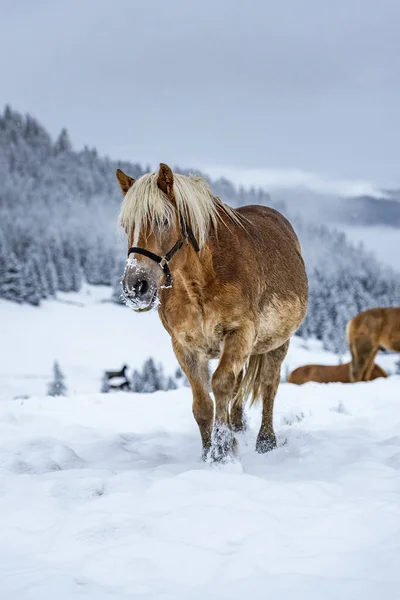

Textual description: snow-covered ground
[1,378,400,599]
[0,285,397,401]
[1,287,400,598]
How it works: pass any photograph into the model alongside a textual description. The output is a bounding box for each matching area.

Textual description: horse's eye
[162,218,169,228]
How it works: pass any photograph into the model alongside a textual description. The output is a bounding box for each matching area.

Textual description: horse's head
[117,163,189,312]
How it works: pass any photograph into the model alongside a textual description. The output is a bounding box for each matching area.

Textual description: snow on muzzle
[122,257,159,312]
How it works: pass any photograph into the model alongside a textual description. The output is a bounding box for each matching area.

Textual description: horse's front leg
[172,338,214,459]
[210,325,254,463]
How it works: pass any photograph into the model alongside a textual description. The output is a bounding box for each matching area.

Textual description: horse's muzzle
[122,279,158,312]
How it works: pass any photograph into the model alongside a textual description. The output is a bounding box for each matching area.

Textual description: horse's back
[289,363,351,384]
[288,361,386,384]
[232,205,307,295]
[287,364,339,384]
[381,308,400,351]
[237,205,302,253]
[288,364,314,384]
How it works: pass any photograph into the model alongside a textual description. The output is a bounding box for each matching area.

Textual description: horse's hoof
[208,445,235,464]
[207,423,237,464]
[255,434,277,454]
[231,417,248,434]
[201,446,211,462]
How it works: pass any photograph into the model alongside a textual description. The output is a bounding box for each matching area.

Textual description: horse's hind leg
[350,336,378,382]
[256,341,289,453]
[362,346,379,381]
[230,370,247,432]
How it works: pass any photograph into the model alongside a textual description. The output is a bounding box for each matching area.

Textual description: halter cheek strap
[179,216,200,253]
[127,220,199,288]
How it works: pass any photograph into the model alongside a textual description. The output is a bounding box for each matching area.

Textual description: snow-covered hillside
[1,285,397,401]
[1,378,400,599]
[341,225,400,272]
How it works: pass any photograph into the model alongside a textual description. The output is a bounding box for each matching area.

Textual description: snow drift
[1,378,400,599]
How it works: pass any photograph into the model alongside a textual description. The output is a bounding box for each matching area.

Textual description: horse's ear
[157,163,174,197]
[116,169,135,195]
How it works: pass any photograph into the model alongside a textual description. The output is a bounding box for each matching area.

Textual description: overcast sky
[1,0,399,189]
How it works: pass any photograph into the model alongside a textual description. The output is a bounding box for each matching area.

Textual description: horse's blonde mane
[119,171,241,247]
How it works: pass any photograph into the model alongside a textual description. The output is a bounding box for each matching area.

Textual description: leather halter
[127,217,200,288]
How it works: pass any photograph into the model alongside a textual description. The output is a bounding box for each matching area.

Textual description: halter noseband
[127,217,200,288]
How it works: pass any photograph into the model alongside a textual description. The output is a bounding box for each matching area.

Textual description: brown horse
[288,361,387,385]
[347,307,400,382]
[116,164,308,462]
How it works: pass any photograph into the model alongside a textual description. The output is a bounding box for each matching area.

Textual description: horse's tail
[231,354,266,413]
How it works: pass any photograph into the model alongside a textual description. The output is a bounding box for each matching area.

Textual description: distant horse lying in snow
[288,361,387,385]
[116,163,308,462]
[347,307,400,382]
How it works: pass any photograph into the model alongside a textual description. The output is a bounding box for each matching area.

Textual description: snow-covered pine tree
[174,367,189,387]
[130,358,175,393]
[22,256,41,306]
[31,252,50,299]
[54,128,72,154]
[111,257,127,304]
[83,243,116,287]
[0,252,25,302]
[63,239,82,292]
[100,373,110,393]
[43,252,58,297]
[165,376,178,391]
[131,368,145,393]
[47,361,67,396]
[141,358,166,393]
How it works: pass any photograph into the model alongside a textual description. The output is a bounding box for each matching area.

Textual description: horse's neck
[161,244,215,313]
[180,244,214,293]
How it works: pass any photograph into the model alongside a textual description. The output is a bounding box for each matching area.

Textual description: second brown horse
[347,307,400,382]
[288,361,387,385]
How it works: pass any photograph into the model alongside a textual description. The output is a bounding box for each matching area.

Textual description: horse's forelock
[119,171,240,247]
[119,172,174,238]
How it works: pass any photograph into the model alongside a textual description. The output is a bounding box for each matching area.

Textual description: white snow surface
[1,286,400,598]
[1,379,400,599]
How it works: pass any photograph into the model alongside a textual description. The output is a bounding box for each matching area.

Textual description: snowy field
[1,379,400,599]
[1,287,400,599]
[0,285,397,401]
[0,285,178,401]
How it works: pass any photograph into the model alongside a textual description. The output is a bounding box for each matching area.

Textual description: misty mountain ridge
[268,187,400,228]
[203,165,400,228]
